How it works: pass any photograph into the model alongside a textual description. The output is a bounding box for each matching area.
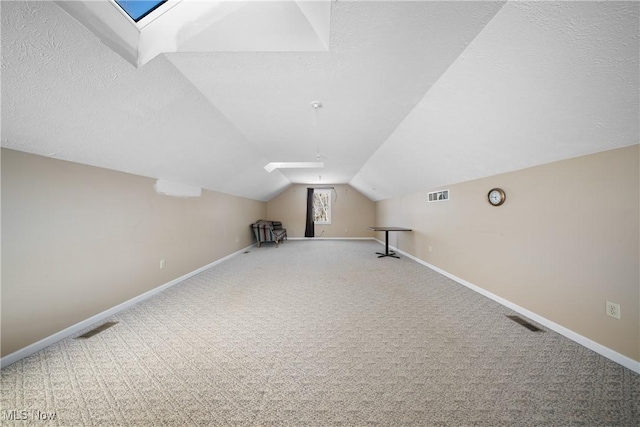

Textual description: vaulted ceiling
[2,1,638,201]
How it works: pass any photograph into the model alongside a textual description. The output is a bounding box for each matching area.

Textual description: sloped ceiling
[1,1,638,202]
[352,1,640,200]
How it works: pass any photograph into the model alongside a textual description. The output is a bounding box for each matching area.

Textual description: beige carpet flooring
[1,240,639,426]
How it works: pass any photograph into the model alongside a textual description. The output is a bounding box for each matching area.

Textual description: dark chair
[251,220,287,247]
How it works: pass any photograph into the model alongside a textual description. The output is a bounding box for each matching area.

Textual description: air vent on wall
[428,189,449,202]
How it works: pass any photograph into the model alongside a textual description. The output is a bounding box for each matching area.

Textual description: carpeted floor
[1,240,639,426]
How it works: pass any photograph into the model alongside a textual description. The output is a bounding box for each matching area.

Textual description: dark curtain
[304,188,315,238]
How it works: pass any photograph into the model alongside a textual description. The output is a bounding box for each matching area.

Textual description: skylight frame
[108,0,178,29]
[264,162,324,173]
[114,0,167,23]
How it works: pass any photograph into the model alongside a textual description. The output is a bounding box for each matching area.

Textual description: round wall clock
[488,188,506,206]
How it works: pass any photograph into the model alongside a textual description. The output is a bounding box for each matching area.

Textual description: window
[313,189,332,224]
[114,0,167,22]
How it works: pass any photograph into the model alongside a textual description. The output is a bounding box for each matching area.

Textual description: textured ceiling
[351,0,640,200]
[2,1,638,202]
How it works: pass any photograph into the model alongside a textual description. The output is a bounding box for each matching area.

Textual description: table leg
[385,230,389,254]
[375,230,400,258]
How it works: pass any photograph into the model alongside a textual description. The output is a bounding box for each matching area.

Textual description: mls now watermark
[3,409,57,421]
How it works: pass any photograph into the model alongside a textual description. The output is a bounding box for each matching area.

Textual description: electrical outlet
[606,301,620,319]
[160,259,166,269]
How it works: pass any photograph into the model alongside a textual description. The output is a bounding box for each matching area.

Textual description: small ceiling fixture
[311,100,323,109]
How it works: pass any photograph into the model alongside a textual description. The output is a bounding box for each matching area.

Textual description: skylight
[115,0,167,22]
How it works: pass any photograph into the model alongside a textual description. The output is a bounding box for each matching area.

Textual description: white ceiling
[2,1,638,202]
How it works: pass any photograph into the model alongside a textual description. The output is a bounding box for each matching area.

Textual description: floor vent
[76,322,118,339]
[506,315,543,332]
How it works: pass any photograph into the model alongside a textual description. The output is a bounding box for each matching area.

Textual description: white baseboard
[288,237,375,240]
[6,240,637,375]
[1,244,256,368]
[376,239,640,374]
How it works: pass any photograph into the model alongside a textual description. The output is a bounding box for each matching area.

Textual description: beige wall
[1,149,266,357]
[4,146,637,362]
[267,184,374,238]
[375,145,640,362]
